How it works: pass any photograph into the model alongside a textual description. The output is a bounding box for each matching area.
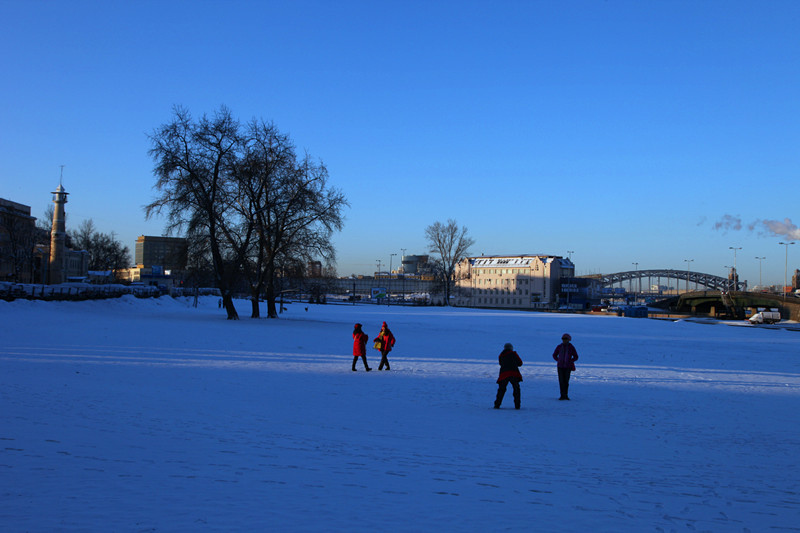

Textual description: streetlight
[567,250,574,260]
[632,262,639,297]
[729,247,742,291]
[779,242,795,303]
[684,259,694,294]
[400,248,407,304]
[388,253,397,306]
[541,257,547,308]
[755,256,766,289]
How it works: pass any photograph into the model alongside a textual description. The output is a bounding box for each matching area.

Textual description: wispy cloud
[753,218,800,240]
[713,215,800,240]
[713,214,742,232]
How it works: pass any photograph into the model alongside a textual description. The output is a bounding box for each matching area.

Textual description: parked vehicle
[747,308,781,324]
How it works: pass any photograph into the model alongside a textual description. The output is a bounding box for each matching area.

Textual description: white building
[454,254,576,309]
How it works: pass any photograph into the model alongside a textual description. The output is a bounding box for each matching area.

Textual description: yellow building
[455,254,576,309]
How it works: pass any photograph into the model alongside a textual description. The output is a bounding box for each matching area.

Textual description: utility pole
[388,253,397,306]
[755,256,766,289]
[400,248,406,303]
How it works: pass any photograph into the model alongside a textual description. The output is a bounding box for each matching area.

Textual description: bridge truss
[592,269,746,292]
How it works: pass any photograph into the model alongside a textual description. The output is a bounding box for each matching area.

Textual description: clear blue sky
[1,0,798,286]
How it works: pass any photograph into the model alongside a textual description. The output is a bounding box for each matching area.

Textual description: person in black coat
[494,343,523,409]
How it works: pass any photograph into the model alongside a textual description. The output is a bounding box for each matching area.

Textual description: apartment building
[454,254,576,309]
[0,198,37,282]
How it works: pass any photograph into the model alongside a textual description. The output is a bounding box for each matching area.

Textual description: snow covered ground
[1,296,798,532]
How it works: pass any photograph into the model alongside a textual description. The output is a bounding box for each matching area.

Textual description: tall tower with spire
[48,181,69,284]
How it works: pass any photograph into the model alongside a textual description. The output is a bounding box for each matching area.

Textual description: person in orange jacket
[352,323,371,371]
[373,321,396,370]
[494,343,523,409]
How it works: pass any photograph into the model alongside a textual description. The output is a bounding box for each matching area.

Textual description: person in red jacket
[552,333,579,400]
[352,323,371,371]
[494,343,523,409]
[373,321,396,370]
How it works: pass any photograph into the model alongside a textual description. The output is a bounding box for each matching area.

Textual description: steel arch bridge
[591,269,746,292]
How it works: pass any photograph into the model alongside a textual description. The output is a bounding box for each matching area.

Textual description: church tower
[48,183,69,284]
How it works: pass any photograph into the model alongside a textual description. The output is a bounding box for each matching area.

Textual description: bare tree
[424,219,475,305]
[71,219,96,250]
[236,120,347,318]
[146,107,347,320]
[146,106,243,319]
[234,120,294,318]
[37,205,55,233]
[69,219,131,272]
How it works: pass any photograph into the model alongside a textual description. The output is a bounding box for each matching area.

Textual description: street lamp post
[729,247,742,291]
[632,262,639,299]
[541,257,546,308]
[724,266,733,291]
[779,242,795,303]
[755,256,766,289]
[400,248,406,304]
[376,260,383,303]
[684,259,694,294]
[388,253,397,306]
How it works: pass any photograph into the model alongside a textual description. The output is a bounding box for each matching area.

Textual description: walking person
[494,343,523,409]
[553,333,579,400]
[352,323,371,371]
[373,321,396,370]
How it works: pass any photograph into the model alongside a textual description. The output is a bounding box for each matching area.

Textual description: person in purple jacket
[552,333,579,400]
[494,343,523,409]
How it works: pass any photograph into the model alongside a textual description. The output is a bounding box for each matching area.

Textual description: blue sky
[1,0,798,285]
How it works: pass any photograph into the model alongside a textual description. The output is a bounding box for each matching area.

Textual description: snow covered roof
[469,254,561,267]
